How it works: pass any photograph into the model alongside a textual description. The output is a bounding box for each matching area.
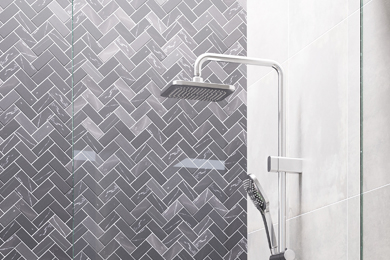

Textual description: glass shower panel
[71,0,248,260]
[361,0,390,259]
[0,0,73,259]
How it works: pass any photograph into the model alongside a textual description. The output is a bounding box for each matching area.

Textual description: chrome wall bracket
[267,156,303,174]
[267,156,302,259]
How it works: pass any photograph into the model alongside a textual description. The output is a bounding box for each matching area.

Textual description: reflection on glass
[74,150,96,161]
[175,158,225,170]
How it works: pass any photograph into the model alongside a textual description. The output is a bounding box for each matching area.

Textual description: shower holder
[267,156,303,174]
[269,249,296,260]
[161,52,303,258]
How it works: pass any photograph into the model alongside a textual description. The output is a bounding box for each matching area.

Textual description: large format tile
[288,201,348,260]
[349,0,361,15]
[348,11,361,197]
[362,0,390,192]
[248,228,273,260]
[247,0,288,85]
[249,201,349,260]
[362,185,390,259]
[363,0,374,5]
[348,196,360,260]
[287,21,348,217]
[289,0,348,56]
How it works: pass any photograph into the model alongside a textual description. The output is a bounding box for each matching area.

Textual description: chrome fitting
[192,76,203,82]
[267,156,303,174]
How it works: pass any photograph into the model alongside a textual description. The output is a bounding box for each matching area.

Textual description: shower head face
[243,173,269,213]
[161,80,235,102]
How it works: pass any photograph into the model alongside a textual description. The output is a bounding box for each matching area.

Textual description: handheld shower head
[160,80,235,102]
[244,173,269,213]
[244,174,278,255]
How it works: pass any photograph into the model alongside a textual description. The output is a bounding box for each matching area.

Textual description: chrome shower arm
[193,53,287,254]
[193,53,284,80]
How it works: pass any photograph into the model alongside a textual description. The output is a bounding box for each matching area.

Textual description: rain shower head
[160,80,235,102]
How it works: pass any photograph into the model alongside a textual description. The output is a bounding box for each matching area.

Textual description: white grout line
[362,0,374,8]
[248,195,357,235]
[362,182,390,195]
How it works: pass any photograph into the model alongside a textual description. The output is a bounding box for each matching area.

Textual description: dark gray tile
[161,216,180,237]
[99,71,120,90]
[162,8,181,28]
[146,0,165,18]
[115,22,135,44]
[32,7,53,27]
[14,0,35,19]
[209,19,228,40]
[223,1,242,20]
[147,26,166,46]
[162,228,182,248]
[194,0,212,16]
[130,4,150,23]
[163,187,182,205]
[176,3,196,22]
[83,19,103,40]
[99,1,118,20]
[83,47,103,68]
[0,47,20,68]
[0,0,248,258]
[86,0,103,11]
[209,224,228,244]
[131,241,152,259]
[146,40,167,61]
[0,61,19,82]
[147,206,167,227]
[130,18,151,38]
[223,28,243,49]
[162,22,182,41]
[116,0,135,16]
[0,32,20,52]
[99,57,119,77]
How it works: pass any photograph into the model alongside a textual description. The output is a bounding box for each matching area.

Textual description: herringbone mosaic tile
[0,0,247,259]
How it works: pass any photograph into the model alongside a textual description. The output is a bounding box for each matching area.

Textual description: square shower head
[161,80,235,102]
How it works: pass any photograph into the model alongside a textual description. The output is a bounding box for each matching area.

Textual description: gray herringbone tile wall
[0,0,247,259]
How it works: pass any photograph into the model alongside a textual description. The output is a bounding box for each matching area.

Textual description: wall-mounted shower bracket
[267,156,303,174]
[189,53,293,256]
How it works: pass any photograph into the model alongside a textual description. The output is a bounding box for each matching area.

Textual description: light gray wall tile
[289,0,348,56]
[363,0,390,192]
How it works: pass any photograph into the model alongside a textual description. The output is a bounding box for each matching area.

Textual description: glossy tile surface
[248,229,272,260]
[363,0,390,192]
[348,11,361,197]
[247,0,288,85]
[287,20,348,217]
[0,0,248,259]
[348,196,360,260]
[362,185,390,260]
[289,0,348,56]
[288,201,348,260]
